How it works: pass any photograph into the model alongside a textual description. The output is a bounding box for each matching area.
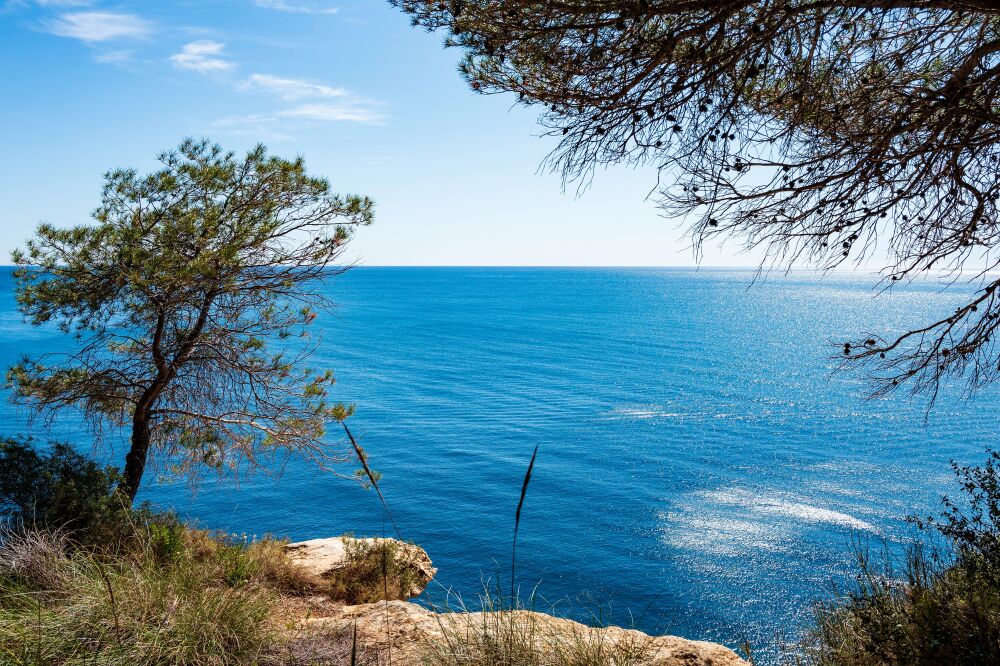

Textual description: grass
[0,438,694,666]
[785,540,1000,665]
[786,451,1000,665]
[324,537,422,605]
[268,623,387,666]
[421,446,654,666]
[422,584,655,666]
[0,520,427,665]
[0,523,326,666]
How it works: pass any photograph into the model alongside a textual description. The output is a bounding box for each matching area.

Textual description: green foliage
[325,537,420,604]
[0,436,131,547]
[146,511,187,563]
[792,451,1000,665]
[219,543,258,588]
[7,139,374,499]
[921,449,1000,585]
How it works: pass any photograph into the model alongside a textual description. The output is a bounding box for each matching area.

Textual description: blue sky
[0,0,760,266]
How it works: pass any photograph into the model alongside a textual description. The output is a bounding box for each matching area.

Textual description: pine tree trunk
[119,409,152,503]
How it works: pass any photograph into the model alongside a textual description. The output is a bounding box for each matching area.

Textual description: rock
[284,536,436,600]
[279,538,744,664]
[300,600,749,666]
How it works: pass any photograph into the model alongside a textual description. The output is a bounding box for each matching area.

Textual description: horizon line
[0,262,876,271]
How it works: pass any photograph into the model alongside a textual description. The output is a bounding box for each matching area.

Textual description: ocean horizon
[1,265,996,663]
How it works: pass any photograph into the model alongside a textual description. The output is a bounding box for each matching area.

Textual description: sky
[0,0,764,267]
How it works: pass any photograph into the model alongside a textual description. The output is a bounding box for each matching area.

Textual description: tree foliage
[7,139,374,500]
[396,0,1000,398]
[0,437,128,543]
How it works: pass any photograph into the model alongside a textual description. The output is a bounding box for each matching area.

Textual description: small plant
[790,450,1000,665]
[146,511,187,563]
[219,542,258,588]
[423,446,653,665]
[0,527,73,594]
[246,537,316,594]
[325,537,420,604]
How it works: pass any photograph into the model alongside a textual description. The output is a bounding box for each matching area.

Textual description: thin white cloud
[238,72,384,124]
[212,114,293,141]
[255,0,338,15]
[278,103,382,124]
[239,73,347,100]
[94,49,133,63]
[44,11,151,42]
[217,71,384,136]
[169,40,236,74]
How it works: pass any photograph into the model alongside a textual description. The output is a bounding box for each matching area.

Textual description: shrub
[168,528,313,593]
[325,537,421,604]
[0,442,344,663]
[0,437,133,547]
[925,450,1000,586]
[0,438,207,562]
[245,537,316,594]
[146,511,188,563]
[791,450,1000,665]
[219,543,258,588]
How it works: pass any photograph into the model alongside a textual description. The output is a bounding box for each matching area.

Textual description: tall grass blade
[350,621,358,666]
[342,421,402,541]
[511,445,538,604]
[343,420,398,665]
[94,559,123,647]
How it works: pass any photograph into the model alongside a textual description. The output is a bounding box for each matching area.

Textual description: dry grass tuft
[325,538,421,604]
[0,527,74,594]
[423,587,655,666]
[0,526,310,665]
[266,624,389,665]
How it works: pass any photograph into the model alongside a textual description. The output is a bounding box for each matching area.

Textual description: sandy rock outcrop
[299,600,748,666]
[284,536,436,599]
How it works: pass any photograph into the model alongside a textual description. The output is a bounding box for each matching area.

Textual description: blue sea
[0,266,996,662]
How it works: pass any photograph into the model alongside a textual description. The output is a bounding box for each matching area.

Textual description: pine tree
[8,139,374,501]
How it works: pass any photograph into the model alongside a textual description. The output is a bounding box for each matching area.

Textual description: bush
[0,527,74,594]
[146,511,188,563]
[0,437,132,548]
[173,528,314,594]
[325,537,421,604]
[324,538,417,604]
[791,450,1000,665]
[0,442,348,663]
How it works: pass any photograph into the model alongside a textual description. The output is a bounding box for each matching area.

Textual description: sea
[0,266,995,662]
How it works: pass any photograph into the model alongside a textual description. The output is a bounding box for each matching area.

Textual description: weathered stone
[300,600,749,666]
[284,536,436,599]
